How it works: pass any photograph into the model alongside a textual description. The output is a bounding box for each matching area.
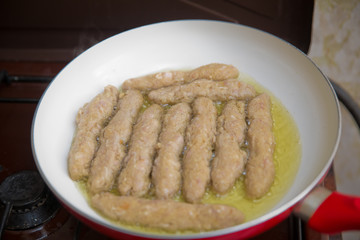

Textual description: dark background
[0,0,313,63]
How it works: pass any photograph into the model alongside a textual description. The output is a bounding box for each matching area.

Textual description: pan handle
[294,187,360,234]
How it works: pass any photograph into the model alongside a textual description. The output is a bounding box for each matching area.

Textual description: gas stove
[0,68,117,240]
[0,63,345,240]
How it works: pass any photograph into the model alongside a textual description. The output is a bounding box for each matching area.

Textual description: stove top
[0,63,341,240]
[0,68,113,240]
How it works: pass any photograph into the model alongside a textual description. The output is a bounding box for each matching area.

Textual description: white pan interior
[32,20,341,238]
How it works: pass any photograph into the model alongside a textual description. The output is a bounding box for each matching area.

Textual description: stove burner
[0,170,44,209]
[0,170,60,232]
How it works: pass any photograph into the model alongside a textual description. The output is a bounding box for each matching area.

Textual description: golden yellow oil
[76,73,301,234]
[201,73,302,222]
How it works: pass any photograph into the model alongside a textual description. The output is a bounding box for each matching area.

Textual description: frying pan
[31,20,360,239]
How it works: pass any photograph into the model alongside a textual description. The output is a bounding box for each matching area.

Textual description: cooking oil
[76,73,301,234]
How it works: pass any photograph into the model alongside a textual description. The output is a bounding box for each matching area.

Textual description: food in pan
[68,85,118,181]
[182,97,217,203]
[148,78,256,104]
[245,93,275,199]
[211,100,248,195]
[152,102,192,199]
[68,63,301,233]
[122,63,239,91]
[92,192,244,232]
[117,104,163,197]
[87,90,143,194]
